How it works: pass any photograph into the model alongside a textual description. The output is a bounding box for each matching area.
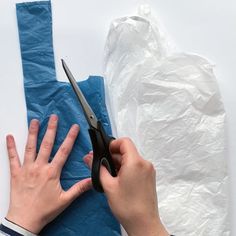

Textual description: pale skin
[5,114,169,236]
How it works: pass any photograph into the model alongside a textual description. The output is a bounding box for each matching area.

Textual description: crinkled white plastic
[104,7,229,236]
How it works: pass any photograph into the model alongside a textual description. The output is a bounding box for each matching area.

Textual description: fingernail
[89,150,93,154]
[31,119,39,127]
[6,135,13,142]
[72,124,79,129]
[50,114,58,121]
[72,124,80,132]
[83,155,90,163]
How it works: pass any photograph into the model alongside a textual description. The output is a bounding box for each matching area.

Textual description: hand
[84,138,169,236]
[6,115,92,234]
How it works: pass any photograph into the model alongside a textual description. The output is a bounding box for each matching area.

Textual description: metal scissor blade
[61,59,98,129]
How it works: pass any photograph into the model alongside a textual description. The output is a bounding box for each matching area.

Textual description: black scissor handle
[88,121,117,192]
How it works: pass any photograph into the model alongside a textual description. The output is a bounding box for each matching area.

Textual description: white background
[0,0,235,234]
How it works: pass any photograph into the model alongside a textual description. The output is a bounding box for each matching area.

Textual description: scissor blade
[61,59,98,129]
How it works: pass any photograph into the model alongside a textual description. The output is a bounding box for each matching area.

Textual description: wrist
[6,211,44,234]
[2,218,38,236]
[125,216,169,236]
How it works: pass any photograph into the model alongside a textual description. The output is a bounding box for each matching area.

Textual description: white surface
[0,0,235,234]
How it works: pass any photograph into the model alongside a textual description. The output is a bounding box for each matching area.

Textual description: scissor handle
[89,121,117,192]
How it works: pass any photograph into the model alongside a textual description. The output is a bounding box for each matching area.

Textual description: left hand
[5,114,92,234]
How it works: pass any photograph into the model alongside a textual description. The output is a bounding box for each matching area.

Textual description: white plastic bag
[104,7,229,236]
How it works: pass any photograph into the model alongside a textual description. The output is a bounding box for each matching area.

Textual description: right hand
[83,138,169,236]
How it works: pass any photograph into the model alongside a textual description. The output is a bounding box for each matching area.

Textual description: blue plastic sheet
[16,1,121,235]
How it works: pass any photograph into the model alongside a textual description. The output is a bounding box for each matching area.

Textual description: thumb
[64,178,92,202]
[100,165,116,193]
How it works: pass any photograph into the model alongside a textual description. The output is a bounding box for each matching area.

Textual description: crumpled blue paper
[16,1,120,235]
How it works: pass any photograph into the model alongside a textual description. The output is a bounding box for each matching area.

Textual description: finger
[37,114,58,164]
[110,138,138,155]
[64,178,92,202]
[83,152,121,171]
[110,153,122,170]
[52,124,79,173]
[110,138,140,163]
[100,165,116,193]
[6,135,21,174]
[83,152,93,169]
[23,119,39,165]
[83,153,117,192]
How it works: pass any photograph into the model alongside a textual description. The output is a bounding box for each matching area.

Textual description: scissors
[61,59,117,192]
